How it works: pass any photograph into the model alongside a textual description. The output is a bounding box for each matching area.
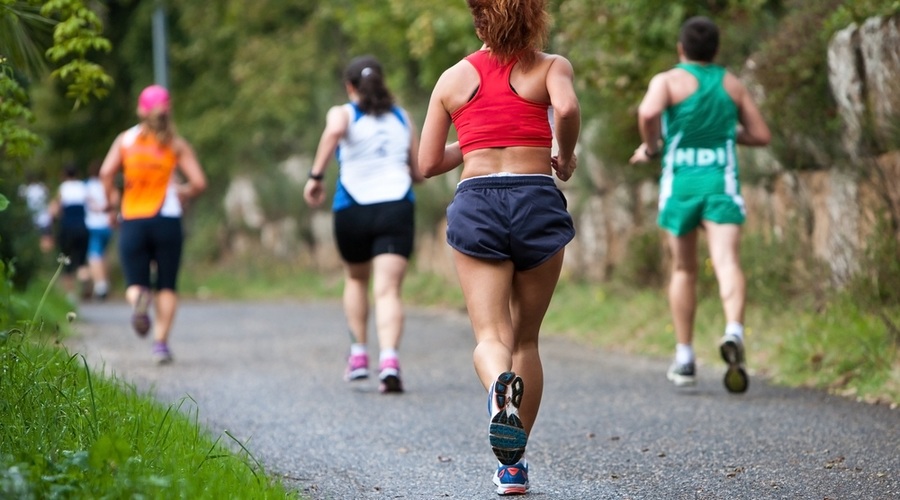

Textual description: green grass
[0,330,295,499]
[0,266,298,499]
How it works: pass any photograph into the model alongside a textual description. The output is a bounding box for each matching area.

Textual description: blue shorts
[118,216,183,291]
[87,227,113,260]
[446,175,575,270]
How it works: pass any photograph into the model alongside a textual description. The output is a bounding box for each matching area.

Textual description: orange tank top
[119,126,178,219]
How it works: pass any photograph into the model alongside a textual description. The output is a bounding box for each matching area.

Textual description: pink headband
[137,85,170,114]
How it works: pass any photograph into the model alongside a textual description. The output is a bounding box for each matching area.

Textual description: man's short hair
[679,16,719,62]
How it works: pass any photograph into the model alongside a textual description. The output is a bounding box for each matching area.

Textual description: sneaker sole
[154,354,173,365]
[490,372,527,465]
[720,340,749,393]
[345,369,369,381]
[379,374,403,393]
[497,484,527,496]
[666,371,697,387]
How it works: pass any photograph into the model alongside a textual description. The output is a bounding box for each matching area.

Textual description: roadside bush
[0,183,43,290]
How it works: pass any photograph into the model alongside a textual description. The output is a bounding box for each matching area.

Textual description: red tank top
[451,50,552,155]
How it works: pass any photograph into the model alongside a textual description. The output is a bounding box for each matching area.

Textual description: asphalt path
[68,299,899,499]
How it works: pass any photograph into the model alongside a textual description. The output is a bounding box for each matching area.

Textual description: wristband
[644,145,660,158]
[308,171,324,181]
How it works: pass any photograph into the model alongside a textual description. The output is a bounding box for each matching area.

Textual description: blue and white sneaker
[489,371,527,466]
[493,460,529,495]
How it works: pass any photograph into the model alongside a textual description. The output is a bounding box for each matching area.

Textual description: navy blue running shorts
[333,199,415,263]
[446,175,575,270]
[118,215,183,291]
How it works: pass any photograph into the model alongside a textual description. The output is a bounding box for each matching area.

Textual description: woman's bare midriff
[460,146,553,180]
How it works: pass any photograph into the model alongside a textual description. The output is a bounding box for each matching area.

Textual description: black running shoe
[666,361,697,387]
[378,357,403,393]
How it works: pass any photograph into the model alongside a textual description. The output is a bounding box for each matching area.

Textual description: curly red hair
[467,0,549,64]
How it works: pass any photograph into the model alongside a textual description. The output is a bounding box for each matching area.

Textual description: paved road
[69,300,898,499]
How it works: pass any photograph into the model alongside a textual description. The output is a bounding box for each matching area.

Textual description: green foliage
[0,0,111,161]
[826,0,900,32]
[40,0,113,106]
[0,180,43,290]
[772,296,899,402]
[0,61,41,160]
[753,0,847,170]
[847,214,900,307]
[614,228,666,288]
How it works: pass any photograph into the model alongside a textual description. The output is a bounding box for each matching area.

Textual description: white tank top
[335,103,412,206]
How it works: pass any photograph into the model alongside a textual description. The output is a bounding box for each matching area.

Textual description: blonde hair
[467,0,549,64]
[140,109,175,145]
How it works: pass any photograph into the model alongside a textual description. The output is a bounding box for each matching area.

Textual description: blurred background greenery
[2,0,899,404]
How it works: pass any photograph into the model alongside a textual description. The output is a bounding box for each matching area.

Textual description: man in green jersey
[630,16,771,393]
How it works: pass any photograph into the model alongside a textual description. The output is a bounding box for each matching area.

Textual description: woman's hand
[551,154,576,182]
[304,179,326,208]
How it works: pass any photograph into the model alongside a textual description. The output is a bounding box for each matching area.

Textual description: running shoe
[493,460,529,496]
[152,342,173,364]
[489,371,527,466]
[666,360,696,387]
[131,288,152,337]
[378,357,403,393]
[344,352,369,381]
[93,282,109,301]
[719,333,749,393]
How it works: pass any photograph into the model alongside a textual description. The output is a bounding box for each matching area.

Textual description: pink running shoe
[378,357,403,393]
[345,352,369,381]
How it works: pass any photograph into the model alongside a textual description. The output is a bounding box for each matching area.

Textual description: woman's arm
[99,133,124,208]
[404,110,425,184]
[418,71,463,178]
[175,137,207,202]
[546,55,580,181]
[304,105,349,207]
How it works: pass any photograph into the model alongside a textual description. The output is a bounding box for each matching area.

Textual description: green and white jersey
[660,63,739,200]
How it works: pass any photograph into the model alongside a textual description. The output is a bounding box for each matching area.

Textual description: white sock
[379,348,398,362]
[725,322,744,339]
[349,343,367,356]
[675,343,694,365]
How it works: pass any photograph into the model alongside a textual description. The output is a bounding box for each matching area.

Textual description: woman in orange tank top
[99,85,207,364]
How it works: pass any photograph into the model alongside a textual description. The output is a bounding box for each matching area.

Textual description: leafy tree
[0,0,111,291]
[0,0,112,163]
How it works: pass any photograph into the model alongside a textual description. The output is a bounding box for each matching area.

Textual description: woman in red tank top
[418,0,581,495]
